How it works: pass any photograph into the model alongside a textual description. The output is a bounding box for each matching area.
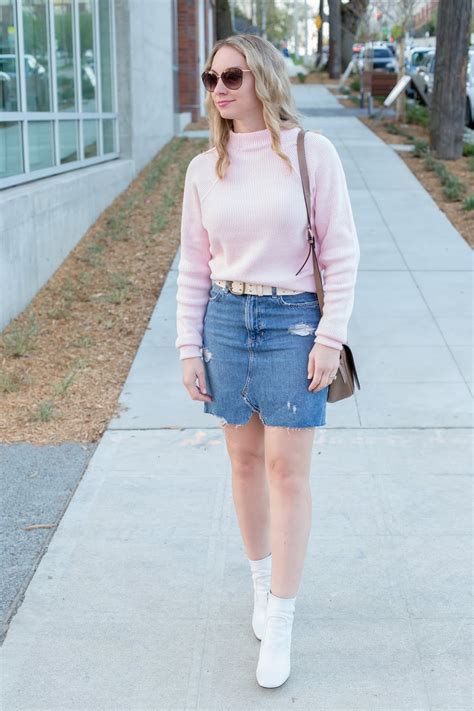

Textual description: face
[208,46,264,129]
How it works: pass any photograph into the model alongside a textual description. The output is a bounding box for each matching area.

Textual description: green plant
[406,103,430,127]
[462,195,474,210]
[462,143,474,157]
[0,370,23,393]
[52,369,79,396]
[3,311,40,357]
[434,162,450,183]
[413,140,429,157]
[349,77,360,92]
[31,400,56,422]
[71,335,94,348]
[442,179,467,201]
[106,271,131,304]
[423,153,437,171]
[297,72,307,83]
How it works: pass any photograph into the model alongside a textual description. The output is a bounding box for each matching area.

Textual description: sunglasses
[201,67,252,92]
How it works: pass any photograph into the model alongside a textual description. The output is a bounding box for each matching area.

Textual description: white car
[466,48,474,128]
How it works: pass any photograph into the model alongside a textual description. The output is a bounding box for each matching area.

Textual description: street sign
[315,14,321,30]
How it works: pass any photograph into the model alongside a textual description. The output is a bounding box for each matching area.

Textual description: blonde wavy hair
[203,34,305,179]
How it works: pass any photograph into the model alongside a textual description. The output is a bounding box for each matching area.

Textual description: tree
[328,0,341,78]
[216,0,233,39]
[430,0,472,159]
[341,0,369,68]
[374,0,418,122]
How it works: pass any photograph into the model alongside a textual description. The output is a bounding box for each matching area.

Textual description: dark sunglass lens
[201,72,217,91]
[223,69,242,88]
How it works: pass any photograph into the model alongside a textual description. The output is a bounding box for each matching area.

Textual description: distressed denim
[202,282,328,428]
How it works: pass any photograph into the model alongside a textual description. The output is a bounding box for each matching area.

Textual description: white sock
[248,551,272,574]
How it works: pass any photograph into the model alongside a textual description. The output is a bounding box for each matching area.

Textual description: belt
[213,279,305,296]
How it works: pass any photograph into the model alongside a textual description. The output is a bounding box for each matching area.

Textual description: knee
[266,458,303,494]
[230,451,264,480]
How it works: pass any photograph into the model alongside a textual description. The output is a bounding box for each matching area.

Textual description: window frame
[0,0,119,189]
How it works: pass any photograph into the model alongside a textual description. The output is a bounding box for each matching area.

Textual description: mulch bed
[0,136,208,444]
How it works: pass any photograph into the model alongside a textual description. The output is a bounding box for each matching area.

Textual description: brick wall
[177,0,216,122]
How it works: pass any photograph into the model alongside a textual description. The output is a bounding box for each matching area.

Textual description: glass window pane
[102,117,114,153]
[98,0,112,112]
[0,0,19,111]
[80,0,96,111]
[0,121,23,177]
[83,118,97,157]
[54,0,75,111]
[22,0,51,111]
[59,119,77,163]
[28,120,54,170]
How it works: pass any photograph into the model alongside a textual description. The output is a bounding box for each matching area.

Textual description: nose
[213,76,229,94]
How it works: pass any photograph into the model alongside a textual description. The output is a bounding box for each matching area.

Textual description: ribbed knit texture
[175,125,360,360]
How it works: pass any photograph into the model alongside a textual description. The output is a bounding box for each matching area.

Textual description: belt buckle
[231,281,244,295]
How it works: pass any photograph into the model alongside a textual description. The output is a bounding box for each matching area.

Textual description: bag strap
[296,128,326,313]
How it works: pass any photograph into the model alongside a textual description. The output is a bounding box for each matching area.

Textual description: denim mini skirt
[201,282,328,428]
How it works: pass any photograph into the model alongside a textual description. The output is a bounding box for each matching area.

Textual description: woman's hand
[181,356,213,402]
[307,342,341,392]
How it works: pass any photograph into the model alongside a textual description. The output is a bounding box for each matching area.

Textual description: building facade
[0,0,216,330]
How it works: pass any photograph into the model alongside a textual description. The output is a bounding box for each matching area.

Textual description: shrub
[406,103,430,127]
[413,140,429,157]
[350,77,360,92]
[462,195,474,210]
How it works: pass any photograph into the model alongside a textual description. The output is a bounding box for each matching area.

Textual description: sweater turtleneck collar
[227,125,301,152]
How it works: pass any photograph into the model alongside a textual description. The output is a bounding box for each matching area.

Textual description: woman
[175,34,360,688]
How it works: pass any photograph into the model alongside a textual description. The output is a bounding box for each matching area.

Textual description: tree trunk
[341,0,368,68]
[430,0,472,159]
[216,0,233,39]
[328,0,342,78]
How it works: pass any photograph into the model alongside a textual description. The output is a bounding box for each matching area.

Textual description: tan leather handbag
[295,128,360,403]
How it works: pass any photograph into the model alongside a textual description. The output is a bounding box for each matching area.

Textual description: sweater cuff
[314,335,343,351]
[179,345,203,360]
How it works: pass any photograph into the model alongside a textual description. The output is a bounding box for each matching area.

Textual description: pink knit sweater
[175,125,360,360]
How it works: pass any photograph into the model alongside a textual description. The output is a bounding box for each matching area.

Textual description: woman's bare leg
[222,412,271,560]
[263,426,315,598]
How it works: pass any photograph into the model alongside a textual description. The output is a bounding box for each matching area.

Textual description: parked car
[466,48,474,128]
[405,46,433,72]
[411,50,435,105]
[357,46,398,73]
[404,46,433,98]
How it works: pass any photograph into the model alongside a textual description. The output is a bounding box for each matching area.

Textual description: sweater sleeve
[310,135,360,350]
[175,157,213,360]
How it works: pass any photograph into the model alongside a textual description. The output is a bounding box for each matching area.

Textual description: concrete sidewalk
[1,85,472,710]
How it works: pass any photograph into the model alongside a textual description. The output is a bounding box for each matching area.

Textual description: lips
[217,101,233,107]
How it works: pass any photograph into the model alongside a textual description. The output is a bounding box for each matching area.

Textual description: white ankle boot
[256,590,296,688]
[247,553,272,640]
